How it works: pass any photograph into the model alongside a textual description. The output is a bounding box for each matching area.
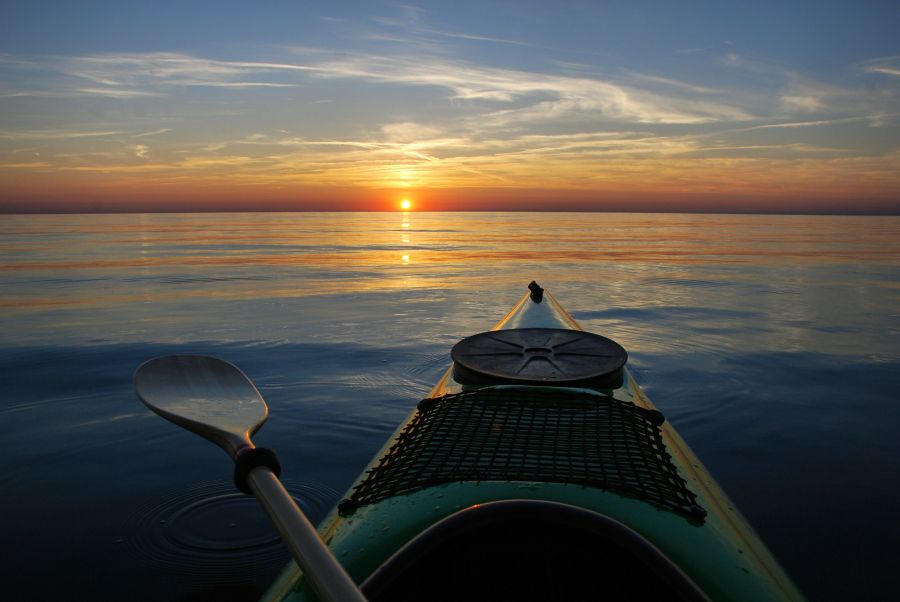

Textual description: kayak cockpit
[361,499,708,602]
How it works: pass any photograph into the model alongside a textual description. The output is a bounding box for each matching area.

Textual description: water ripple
[117,479,338,586]
[404,351,450,381]
[642,277,731,288]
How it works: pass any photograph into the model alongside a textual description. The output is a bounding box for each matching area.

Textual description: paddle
[134,355,367,602]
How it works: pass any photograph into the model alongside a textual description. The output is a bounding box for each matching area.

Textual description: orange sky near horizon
[2,151,899,214]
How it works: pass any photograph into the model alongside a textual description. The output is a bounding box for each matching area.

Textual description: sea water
[1,212,898,601]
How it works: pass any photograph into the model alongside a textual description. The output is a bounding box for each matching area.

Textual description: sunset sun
[400,199,413,210]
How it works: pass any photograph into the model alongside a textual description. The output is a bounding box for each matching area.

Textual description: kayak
[262,283,803,601]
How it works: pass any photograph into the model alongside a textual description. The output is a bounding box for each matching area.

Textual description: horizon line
[3,208,899,217]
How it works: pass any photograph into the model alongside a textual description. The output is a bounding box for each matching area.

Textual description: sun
[400,198,412,210]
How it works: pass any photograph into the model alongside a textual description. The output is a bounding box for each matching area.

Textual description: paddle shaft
[248,467,367,602]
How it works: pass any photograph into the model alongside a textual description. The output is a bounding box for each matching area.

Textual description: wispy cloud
[74,87,160,98]
[0,52,317,100]
[862,56,900,78]
[0,129,123,140]
[132,128,173,138]
[426,30,532,47]
[298,52,754,124]
[371,12,532,48]
[66,53,315,83]
[625,73,722,94]
[179,81,298,88]
[1,90,71,98]
[780,95,825,112]
[5,47,759,127]
[867,66,900,78]
[726,116,874,133]
[0,161,53,169]
[723,52,899,121]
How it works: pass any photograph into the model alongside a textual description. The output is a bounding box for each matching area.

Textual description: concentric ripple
[119,479,339,587]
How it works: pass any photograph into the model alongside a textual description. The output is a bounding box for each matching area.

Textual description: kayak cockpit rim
[360,499,710,602]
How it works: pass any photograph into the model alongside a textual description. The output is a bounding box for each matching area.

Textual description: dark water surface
[1,212,898,600]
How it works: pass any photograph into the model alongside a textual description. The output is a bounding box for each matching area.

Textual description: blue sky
[1,0,898,212]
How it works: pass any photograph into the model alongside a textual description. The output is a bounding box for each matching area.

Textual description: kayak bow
[263,283,802,601]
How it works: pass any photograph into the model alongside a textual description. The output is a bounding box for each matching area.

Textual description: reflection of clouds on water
[4,213,898,356]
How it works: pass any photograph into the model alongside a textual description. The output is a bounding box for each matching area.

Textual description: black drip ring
[234,447,282,494]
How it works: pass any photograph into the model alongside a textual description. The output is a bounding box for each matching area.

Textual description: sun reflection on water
[401,211,412,265]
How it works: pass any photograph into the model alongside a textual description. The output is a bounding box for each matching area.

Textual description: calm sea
[1,212,899,601]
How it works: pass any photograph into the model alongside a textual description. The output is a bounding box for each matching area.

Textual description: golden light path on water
[2,212,898,358]
[3,212,899,295]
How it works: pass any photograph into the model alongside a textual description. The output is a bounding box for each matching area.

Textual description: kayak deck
[263,287,802,601]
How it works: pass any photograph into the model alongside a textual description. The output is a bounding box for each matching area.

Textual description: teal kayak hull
[263,288,803,601]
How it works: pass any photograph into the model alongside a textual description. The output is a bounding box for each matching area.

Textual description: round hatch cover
[451,328,628,388]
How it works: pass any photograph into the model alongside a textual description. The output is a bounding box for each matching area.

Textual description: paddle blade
[134,355,268,457]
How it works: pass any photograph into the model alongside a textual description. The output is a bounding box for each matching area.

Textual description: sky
[1,0,899,213]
